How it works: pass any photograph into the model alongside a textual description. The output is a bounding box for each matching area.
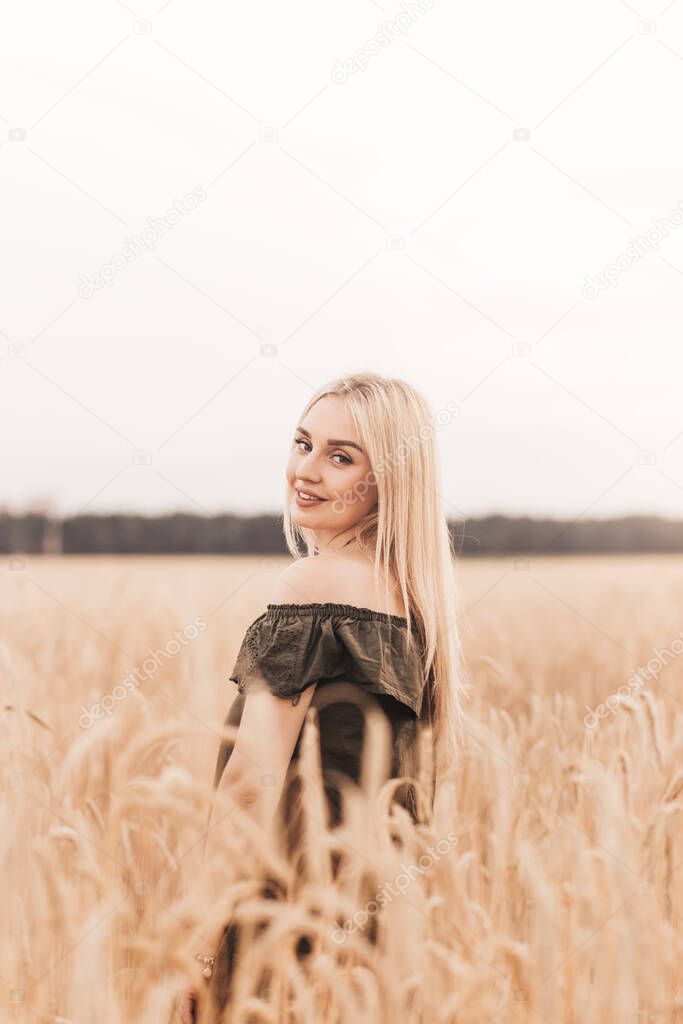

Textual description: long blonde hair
[282,371,470,785]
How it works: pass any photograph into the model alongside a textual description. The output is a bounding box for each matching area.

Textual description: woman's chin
[292,506,322,524]
[290,498,312,520]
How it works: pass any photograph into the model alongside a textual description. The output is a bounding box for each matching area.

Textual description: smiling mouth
[295,489,326,503]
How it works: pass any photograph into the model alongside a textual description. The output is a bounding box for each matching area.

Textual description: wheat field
[2,553,683,1023]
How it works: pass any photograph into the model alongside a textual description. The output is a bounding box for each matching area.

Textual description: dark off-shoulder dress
[198,602,435,1018]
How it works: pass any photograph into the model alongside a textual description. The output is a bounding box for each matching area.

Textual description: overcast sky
[2,0,682,521]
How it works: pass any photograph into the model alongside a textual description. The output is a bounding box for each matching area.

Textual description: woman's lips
[294,490,326,508]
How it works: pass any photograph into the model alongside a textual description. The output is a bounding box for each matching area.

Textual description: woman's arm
[203,681,318,863]
[203,557,336,862]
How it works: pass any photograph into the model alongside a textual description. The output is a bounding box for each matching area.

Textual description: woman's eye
[294,438,351,465]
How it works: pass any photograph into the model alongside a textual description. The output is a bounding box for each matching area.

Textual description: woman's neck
[313,526,363,556]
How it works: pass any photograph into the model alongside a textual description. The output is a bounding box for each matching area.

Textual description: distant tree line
[1,511,682,556]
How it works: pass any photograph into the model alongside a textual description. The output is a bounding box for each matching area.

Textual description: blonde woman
[178,371,467,1022]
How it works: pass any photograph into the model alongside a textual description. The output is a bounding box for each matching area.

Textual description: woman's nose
[297,452,322,477]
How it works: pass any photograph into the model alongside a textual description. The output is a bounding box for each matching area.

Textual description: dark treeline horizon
[2,511,683,556]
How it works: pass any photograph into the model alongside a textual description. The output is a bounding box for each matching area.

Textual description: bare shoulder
[269,555,404,615]
[269,555,346,606]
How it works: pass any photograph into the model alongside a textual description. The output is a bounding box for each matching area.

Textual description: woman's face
[286,396,378,535]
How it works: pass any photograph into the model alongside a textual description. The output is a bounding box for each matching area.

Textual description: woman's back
[215,599,435,842]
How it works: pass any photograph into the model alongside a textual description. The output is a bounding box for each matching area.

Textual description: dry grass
[2,552,683,1022]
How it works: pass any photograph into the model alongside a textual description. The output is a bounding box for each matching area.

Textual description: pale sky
[2,0,682,521]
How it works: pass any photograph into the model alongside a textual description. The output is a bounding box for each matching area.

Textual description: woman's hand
[177,987,197,1023]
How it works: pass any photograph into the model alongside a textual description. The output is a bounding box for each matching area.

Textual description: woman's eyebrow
[295,426,364,454]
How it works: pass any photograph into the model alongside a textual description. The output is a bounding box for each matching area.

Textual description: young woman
[177,371,467,1022]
